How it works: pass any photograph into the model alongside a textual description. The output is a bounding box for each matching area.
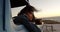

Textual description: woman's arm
[20,18,41,32]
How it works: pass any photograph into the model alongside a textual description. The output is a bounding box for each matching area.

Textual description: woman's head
[17,5,37,21]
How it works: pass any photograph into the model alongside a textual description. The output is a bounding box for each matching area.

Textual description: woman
[13,5,41,32]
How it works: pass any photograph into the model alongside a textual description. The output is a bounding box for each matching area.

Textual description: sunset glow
[11,0,60,18]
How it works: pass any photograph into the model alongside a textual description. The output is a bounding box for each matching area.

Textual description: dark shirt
[13,14,41,32]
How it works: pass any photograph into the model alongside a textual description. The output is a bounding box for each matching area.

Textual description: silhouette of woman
[13,5,41,32]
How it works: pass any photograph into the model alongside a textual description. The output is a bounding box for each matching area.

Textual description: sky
[11,0,60,18]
